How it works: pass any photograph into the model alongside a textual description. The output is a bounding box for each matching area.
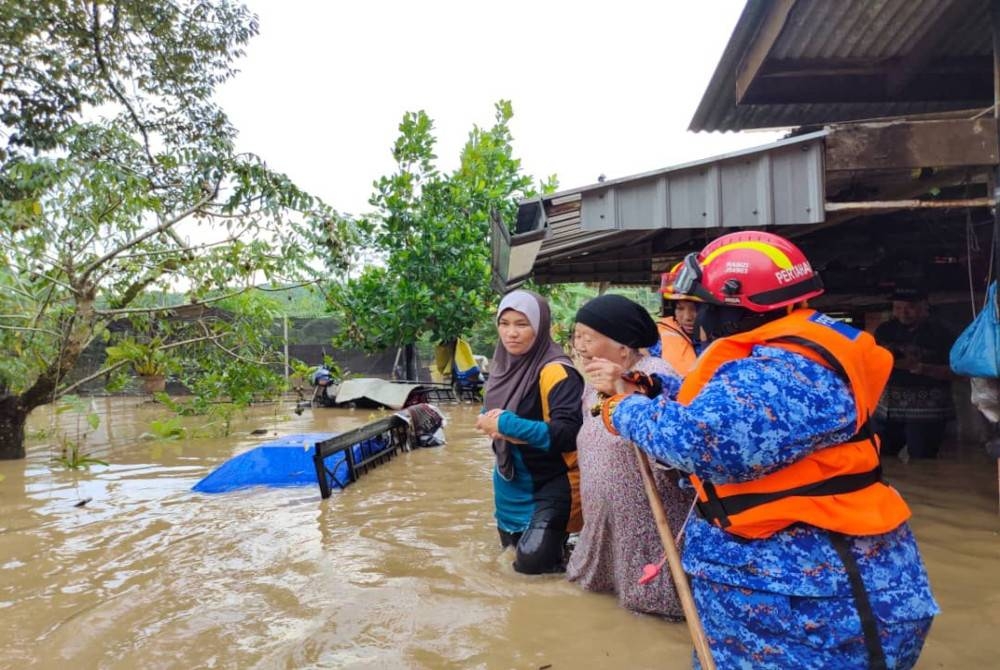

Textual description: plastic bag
[950,281,1000,378]
[970,377,1000,423]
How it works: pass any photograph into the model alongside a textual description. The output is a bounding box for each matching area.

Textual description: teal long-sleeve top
[491,361,583,534]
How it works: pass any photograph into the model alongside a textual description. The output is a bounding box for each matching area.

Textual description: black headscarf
[575,294,659,349]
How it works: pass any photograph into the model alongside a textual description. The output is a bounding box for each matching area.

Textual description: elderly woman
[475,289,584,574]
[566,293,694,618]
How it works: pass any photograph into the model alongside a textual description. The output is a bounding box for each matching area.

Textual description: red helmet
[660,262,704,302]
[672,231,823,313]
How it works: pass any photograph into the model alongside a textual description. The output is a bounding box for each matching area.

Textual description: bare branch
[24,271,79,295]
[249,280,318,292]
[0,284,39,301]
[95,285,252,316]
[57,360,129,397]
[0,324,62,337]
[113,237,239,261]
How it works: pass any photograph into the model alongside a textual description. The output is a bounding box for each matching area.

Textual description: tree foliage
[0,0,354,458]
[329,101,554,354]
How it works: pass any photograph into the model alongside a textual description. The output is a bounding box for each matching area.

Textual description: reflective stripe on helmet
[701,240,794,270]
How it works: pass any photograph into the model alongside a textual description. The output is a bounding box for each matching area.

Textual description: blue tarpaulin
[192,432,388,494]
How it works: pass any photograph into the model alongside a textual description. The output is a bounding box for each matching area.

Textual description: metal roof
[493,119,997,290]
[690,0,992,132]
[496,132,828,288]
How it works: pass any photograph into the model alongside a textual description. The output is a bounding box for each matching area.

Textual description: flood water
[1,398,997,669]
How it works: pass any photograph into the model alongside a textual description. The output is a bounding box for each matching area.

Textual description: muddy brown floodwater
[0,398,998,669]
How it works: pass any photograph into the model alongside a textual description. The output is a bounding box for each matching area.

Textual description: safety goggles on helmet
[672,253,700,295]
[671,253,719,304]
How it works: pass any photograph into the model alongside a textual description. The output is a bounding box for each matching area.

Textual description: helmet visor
[672,252,721,304]
[672,253,702,296]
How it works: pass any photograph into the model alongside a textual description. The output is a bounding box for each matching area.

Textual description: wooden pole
[632,443,716,670]
[283,315,290,386]
[823,197,994,212]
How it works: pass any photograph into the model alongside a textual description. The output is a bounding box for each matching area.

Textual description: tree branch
[56,360,129,398]
[198,321,268,365]
[0,324,63,337]
[113,237,239,261]
[56,332,227,397]
[90,0,155,165]
[95,285,252,316]
[107,271,163,310]
[79,190,213,281]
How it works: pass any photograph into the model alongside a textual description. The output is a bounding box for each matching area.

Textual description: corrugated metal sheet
[527,131,825,232]
[690,0,991,132]
[495,132,826,289]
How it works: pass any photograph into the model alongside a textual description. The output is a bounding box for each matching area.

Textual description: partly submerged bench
[311,414,410,498]
[192,404,445,499]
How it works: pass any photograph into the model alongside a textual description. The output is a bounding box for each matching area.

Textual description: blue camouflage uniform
[611,344,939,669]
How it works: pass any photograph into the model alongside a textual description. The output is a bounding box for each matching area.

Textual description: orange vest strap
[697,465,883,529]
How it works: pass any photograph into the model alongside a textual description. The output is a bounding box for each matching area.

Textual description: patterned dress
[612,345,939,669]
[566,355,694,618]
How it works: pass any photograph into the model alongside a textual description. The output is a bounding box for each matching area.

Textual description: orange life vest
[677,309,911,540]
[657,316,697,376]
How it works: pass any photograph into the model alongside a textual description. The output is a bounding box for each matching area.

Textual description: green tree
[329,101,554,376]
[0,0,354,459]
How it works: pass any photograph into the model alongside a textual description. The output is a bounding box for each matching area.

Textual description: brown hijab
[483,290,572,480]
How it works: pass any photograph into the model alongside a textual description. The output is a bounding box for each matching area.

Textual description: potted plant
[105,337,169,393]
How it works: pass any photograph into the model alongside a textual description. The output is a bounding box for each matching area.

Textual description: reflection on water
[1,398,997,668]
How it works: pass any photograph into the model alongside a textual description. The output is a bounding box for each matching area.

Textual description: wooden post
[404,343,417,382]
[632,444,716,669]
[283,315,290,387]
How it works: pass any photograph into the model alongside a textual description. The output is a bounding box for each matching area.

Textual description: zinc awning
[491,119,997,293]
[492,131,827,291]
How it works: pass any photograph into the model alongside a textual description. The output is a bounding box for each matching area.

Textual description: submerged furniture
[193,405,445,499]
[191,431,388,495]
[311,414,410,498]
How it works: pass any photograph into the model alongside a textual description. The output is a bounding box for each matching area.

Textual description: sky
[216,0,783,218]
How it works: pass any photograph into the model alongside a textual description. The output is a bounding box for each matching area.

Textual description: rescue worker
[647,262,702,375]
[587,231,938,669]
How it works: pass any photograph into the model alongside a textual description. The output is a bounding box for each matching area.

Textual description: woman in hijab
[566,294,694,618]
[475,289,584,574]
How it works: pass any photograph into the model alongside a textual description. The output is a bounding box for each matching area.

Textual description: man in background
[874,288,956,460]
